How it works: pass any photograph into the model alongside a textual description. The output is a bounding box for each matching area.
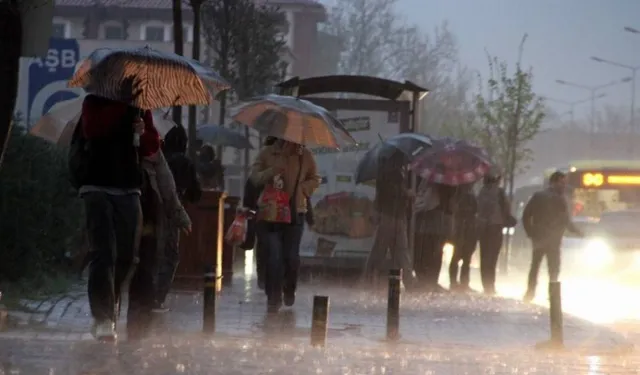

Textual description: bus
[543,160,640,219]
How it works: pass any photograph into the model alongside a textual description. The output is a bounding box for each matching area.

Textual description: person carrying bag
[250,138,319,312]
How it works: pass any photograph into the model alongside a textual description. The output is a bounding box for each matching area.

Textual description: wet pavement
[2,266,640,374]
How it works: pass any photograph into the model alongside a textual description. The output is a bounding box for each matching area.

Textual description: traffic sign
[27,38,82,126]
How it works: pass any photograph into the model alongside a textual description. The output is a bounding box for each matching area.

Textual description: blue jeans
[257,216,304,304]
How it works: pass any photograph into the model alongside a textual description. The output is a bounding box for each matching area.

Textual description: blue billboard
[27,38,82,126]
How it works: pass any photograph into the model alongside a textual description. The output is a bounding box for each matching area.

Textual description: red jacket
[81,96,160,157]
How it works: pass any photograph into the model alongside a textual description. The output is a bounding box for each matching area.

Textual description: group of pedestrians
[71,86,213,341]
[364,149,517,295]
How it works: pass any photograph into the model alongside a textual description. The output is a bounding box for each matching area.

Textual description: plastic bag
[256,178,292,223]
[225,211,248,246]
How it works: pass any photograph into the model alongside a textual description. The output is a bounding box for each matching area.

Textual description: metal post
[590,89,596,154]
[310,295,329,347]
[548,281,564,347]
[203,265,216,334]
[387,269,401,341]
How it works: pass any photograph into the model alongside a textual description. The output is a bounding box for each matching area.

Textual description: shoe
[523,291,535,303]
[267,300,281,313]
[283,291,295,307]
[92,321,117,342]
[152,303,169,313]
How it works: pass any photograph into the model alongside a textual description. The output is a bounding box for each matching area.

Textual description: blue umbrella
[196,124,253,149]
[355,133,432,184]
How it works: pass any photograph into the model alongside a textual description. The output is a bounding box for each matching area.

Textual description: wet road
[1,334,639,375]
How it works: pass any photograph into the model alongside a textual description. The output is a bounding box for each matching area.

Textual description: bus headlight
[502,227,515,235]
[583,238,613,267]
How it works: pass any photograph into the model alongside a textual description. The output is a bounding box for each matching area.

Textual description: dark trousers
[83,192,141,323]
[257,217,304,305]
[255,239,267,290]
[155,227,180,304]
[526,245,561,295]
[127,233,157,340]
[414,232,446,288]
[479,224,503,294]
[449,229,477,287]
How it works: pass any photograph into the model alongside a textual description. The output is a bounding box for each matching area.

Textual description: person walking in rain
[152,126,201,313]
[251,138,319,312]
[198,144,225,190]
[414,180,454,292]
[476,169,515,295]
[70,82,160,341]
[522,171,582,302]
[448,184,477,292]
[364,149,416,289]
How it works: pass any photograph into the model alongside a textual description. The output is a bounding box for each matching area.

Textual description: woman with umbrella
[230,95,353,312]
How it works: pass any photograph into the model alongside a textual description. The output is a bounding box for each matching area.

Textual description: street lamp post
[591,57,639,156]
[555,77,632,152]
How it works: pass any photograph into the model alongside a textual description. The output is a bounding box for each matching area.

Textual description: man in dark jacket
[363,149,415,289]
[522,171,582,302]
[74,87,160,341]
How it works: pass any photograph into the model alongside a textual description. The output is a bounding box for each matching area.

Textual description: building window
[104,25,124,40]
[52,22,70,38]
[143,25,165,42]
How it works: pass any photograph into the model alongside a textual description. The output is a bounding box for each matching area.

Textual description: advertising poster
[299,108,400,261]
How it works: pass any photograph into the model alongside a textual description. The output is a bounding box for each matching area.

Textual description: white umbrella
[30,95,178,146]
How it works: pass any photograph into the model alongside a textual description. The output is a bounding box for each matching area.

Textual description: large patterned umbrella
[409,137,492,186]
[68,46,230,109]
[228,94,355,149]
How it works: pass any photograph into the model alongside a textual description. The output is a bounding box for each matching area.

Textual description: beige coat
[250,143,319,213]
[142,150,191,250]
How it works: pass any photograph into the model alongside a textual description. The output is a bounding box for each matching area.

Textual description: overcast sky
[325,0,640,120]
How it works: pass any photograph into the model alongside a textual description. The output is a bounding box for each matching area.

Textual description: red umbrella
[409,137,492,186]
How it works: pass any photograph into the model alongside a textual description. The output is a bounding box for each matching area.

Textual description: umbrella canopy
[30,95,177,147]
[228,94,355,148]
[196,124,253,149]
[409,137,492,186]
[68,46,231,109]
[354,133,432,184]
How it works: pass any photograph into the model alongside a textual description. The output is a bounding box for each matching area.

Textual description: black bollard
[203,265,216,334]
[548,281,564,346]
[387,268,402,341]
[310,295,329,347]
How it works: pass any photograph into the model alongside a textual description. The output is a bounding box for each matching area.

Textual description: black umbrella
[354,133,432,184]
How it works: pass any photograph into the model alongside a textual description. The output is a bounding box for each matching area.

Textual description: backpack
[68,119,89,190]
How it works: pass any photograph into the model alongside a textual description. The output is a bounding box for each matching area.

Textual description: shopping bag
[225,211,248,246]
[257,174,292,223]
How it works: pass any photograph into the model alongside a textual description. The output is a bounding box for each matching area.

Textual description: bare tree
[0,0,23,169]
[325,0,407,78]
[203,0,286,178]
[171,0,184,125]
[186,0,204,161]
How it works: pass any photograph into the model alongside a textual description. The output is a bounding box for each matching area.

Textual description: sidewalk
[0,275,634,354]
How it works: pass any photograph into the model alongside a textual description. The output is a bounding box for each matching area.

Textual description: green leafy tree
[475,34,546,199]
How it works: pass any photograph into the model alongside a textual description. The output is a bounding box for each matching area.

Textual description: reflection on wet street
[2,251,640,374]
[1,335,639,375]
